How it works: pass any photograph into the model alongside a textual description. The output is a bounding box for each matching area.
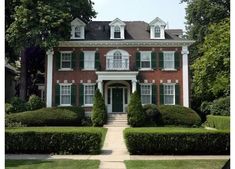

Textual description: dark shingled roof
[82,21,184,41]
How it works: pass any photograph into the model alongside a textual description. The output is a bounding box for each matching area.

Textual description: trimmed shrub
[5,103,14,114]
[143,104,161,124]
[127,91,146,127]
[27,95,45,110]
[6,107,85,126]
[206,115,230,130]
[91,89,107,126]
[10,97,27,113]
[5,127,106,154]
[124,128,230,155]
[210,97,230,116]
[158,105,201,126]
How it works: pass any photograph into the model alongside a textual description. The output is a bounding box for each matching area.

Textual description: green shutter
[174,51,180,69]
[160,84,164,104]
[55,84,60,106]
[159,52,163,70]
[152,84,157,104]
[136,51,140,70]
[95,52,100,70]
[136,83,141,95]
[175,84,180,105]
[72,51,77,70]
[71,84,77,106]
[79,51,84,69]
[151,52,157,70]
[79,84,84,106]
[55,51,61,70]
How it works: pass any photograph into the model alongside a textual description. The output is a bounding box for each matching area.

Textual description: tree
[91,89,107,126]
[6,0,96,100]
[192,18,230,100]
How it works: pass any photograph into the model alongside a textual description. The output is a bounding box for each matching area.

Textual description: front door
[112,88,123,112]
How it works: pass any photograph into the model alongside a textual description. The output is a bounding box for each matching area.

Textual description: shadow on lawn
[6,160,54,168]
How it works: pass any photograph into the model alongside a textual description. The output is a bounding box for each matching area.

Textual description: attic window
[154,26,160,38]
[75,26,81,38]
[114,26,121,38]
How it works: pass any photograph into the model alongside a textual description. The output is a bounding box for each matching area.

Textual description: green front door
[112,88,123,112]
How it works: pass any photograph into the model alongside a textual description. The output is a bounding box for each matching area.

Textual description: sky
[92,0,187,31]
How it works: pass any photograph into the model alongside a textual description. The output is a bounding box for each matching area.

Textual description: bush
[5,103,14,114]
[5,127,106,154]
[127,91,146,127]
[210,97,230,116]
[158,105,201,126]
[91,89,107,126]
[124,128,230,155]
[205,115,230,130]
[143,104,161,124]
[10,97,27,113]
[27,95,45,110]
[6,107,85,126]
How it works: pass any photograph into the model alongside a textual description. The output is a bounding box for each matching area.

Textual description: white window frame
[140,83,152,105]
[163,51,175,70]
[163,83,175,105]
[140,51,152,70]
[75,26,81,38]
[83,83,96,106]
[60,83,72,106]
[114,25,121,39]
[60,51,73,70]
[154,26,161,38]
[83,51,95,70]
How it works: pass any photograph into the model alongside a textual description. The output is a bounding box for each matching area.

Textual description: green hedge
[206,115,230,130]
[124,128,230,155]
[158,105,201,126]
[6,107,85,126]
[5,127,107,154]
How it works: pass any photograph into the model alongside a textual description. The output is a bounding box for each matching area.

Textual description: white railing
[106,59,129,70]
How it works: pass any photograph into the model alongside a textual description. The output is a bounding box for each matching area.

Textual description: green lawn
[6,160,100,169]
[125,160,227,169]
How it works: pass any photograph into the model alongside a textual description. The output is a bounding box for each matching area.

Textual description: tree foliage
[192,18,230,99]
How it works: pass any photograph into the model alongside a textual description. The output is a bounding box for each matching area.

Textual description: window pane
[164,95,174,104]
[114,32,120,38]
[84,52,95,69]
[141,61,150,68]
[141,85,151,104]
[61,53,71,69]
[164,52,174,69]
[84,85,95,105]
[75,26,81,38]
[60,85,71,105]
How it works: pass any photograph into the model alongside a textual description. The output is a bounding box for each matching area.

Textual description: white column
[46,49,54,107]
[97,80,103,95]
[182,46,189,107]
[132,80,137,93]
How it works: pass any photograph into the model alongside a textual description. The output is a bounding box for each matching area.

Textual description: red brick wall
[50,47,183,107]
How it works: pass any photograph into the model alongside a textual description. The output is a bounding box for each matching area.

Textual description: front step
[104,113,128,127]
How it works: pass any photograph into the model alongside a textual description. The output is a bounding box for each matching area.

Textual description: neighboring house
[45,17,193,114]
[5,63,19,101]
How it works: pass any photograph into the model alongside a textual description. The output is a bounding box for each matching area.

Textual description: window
[164,52,174,69]
[141,84,152,104]
[61,52,72,69]
[60,85,71,105]
[84,84,95,105]
[113,51,122,68]
[164,84,175,105]
[114,26,121,38]
[140,51,151,69]
[75,26,81,38]
[155,26,160,38]
[84,51,95,70]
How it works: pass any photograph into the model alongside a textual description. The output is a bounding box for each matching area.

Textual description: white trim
[71,18,86,40]
[140,83,152,105]
[83,83,96,106]
[59,83,72,106]
[163,83,176,105]
[83,51,96,70]
[46,50,54,107]
[182,46,189,107]
[58,68,73,71]
[96,71,138,81]
[60,51,72,69]
[140,51,152,69]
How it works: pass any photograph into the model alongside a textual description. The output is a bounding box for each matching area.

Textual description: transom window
[60,85,71,105]
[75,26,81,38]
[164,52,175,69]
[164,84,175,105]
[84,51,95,70]
[114,26,121,38]
[140,51,151,69]
[141,84,152,104]
[84,84,95,105]
[155,26,160,38]
[61,52,72,69]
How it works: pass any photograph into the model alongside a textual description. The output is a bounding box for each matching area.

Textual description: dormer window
[71,18,86,40]
[154,26,160,38]
[114,26,121,38]
[75,26,81,38]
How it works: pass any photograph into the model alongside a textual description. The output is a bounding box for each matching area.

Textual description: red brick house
[45,17,193,113]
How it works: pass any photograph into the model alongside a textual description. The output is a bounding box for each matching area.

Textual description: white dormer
[71,18,86,40]
[109,18,126,39]
[149,17,166,39]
